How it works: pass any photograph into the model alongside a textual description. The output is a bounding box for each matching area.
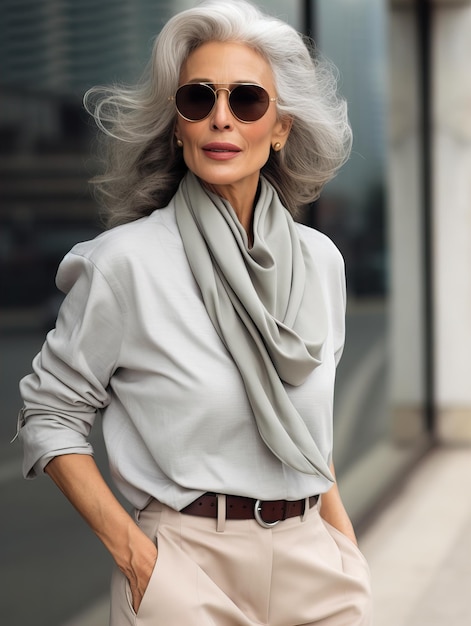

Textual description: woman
[17,1,372,624]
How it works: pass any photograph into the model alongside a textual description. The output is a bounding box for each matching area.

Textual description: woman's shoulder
[295,223,346,330]
[295,222,344,269]
[55,207,183,300]
[69,206,181,266]
[55,207,182,296]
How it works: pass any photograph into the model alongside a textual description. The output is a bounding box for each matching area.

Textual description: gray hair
[84,0,352,227]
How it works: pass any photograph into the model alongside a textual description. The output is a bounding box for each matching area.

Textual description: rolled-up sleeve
[19,249,124,478]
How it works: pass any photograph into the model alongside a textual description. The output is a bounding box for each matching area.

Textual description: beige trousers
[110,497,372,626]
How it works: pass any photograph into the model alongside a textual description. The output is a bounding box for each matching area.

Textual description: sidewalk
[360,445,471,626]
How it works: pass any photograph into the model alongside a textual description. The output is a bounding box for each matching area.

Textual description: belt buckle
[254,499,280,529]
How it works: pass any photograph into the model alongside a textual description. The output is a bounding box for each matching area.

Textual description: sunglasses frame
[170,82,277,124]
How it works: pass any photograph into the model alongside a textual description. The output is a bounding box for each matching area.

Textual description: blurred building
[1,0,470,525]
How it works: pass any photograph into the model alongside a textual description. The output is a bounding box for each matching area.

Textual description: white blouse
[18,204,346,511]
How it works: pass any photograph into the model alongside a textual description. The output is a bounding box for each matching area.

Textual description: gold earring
[176,139,183,148]
[273,142,282,151]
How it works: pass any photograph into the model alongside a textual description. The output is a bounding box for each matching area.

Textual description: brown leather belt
[181,493,319,528]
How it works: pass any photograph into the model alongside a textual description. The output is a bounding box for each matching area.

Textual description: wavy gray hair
[84,0,352,227]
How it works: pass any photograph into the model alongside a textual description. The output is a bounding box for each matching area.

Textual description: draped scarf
[174,172,333,481]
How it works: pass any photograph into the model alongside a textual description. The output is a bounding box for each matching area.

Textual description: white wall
[433,3,471,441]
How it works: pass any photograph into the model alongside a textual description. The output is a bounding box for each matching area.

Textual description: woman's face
[174,41,291,211]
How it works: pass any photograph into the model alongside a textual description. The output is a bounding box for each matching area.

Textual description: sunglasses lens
[174,84,271,122]
[175,84,215,121]
[230,85,269,122]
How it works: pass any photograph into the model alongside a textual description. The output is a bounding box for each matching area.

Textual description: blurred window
[311,0,430,522]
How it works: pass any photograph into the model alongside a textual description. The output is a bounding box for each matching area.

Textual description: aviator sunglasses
[170,82,277,123]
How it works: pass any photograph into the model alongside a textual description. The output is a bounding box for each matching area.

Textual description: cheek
[247,130,273,161]
[246,120,277,149]
[176,120,199,144]
[178,127,202,165]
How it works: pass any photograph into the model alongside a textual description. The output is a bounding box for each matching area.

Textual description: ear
[272,115,293,146]
[174,119,183,141]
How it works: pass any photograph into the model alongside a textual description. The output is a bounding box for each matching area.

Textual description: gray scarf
[174,172,333,480]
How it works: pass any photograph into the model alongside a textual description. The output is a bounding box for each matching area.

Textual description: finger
[132,590,143,613]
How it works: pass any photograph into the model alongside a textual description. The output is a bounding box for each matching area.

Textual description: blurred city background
[1,0,470,625]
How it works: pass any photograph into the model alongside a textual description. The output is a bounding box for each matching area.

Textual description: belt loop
[301,496,310,522]
[216,494,226,532]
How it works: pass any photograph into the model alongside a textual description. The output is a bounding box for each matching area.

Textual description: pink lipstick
[202,142,242,160]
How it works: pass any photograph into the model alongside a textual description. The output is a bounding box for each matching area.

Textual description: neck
[202,177,260,246]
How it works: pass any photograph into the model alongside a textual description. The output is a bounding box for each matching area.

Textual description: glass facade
[0,2,430,623]
[314,0,390,480]
[311,0,429,521]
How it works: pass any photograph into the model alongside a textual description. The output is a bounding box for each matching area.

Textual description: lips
[202,142,241,153]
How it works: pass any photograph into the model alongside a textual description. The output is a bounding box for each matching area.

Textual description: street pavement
[361,445,471,626]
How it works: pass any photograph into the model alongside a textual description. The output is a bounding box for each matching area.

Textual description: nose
[210,88,234,129]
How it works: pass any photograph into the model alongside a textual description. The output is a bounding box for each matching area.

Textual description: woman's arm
[319,462,358,545]
[45,454,157,612]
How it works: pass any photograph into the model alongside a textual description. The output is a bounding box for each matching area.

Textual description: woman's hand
[45,454,160,612]
[122,530,158,613]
